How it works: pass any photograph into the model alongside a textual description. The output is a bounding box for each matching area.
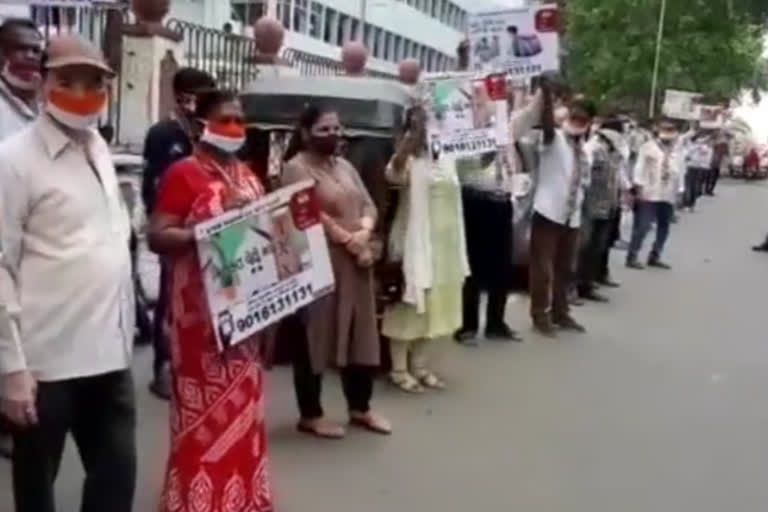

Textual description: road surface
[2,179,768,511]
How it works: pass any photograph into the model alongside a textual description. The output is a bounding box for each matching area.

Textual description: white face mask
[1,62,40,91]
[200,127,245,154]
[46,101,100,131]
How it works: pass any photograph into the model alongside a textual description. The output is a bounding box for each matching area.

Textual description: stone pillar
[117,1,182,150]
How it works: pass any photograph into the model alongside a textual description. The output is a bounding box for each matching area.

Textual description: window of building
[276,0,291,29]
[350,18,360,40]
[372,27,382,58]
[430,0,438,19]
[309,2,323,38]
[403,39,411,59]
[293,0,308,33]
[323,7,336,43]
[363,23,372,49]
[337,14,348,44]
[383,31,392,61]
[231,1,266,26]
[393,35,402,61]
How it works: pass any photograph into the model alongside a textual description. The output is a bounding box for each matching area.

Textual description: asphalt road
[2,179,768,511]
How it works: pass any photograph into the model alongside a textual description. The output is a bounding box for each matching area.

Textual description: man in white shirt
[0,17,42,459]
[0,35,136,512]
[522,94,595,337]
[626,117,685,270]
[683,130,713,212]
[0,18,41,140]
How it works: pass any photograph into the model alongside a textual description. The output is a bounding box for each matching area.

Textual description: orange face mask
[207,121,246,139]
[48,88,107,116]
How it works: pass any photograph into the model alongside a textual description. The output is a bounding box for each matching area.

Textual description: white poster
[422,73,508,157]
[195,180,334,352]
[662,89,702,121]
[468,4,560,77]
[697,104,725,129]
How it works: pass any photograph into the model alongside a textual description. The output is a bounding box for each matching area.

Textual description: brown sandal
[349,412,392,435]
[296,419,346,439]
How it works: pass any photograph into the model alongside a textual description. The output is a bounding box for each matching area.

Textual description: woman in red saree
[148,90,273,512]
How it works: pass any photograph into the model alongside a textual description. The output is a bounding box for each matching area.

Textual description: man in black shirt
[142,68,215,400]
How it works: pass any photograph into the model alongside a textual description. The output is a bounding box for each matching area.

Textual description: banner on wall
[468,4,560,77]
[662,89,702,121]
[421,72,509,157]
[195,180,335,352]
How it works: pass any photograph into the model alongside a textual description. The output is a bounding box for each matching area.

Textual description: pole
[358,0,366,41]
[649,0,667,118]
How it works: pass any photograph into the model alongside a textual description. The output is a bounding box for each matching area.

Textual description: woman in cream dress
[382,106,469,393]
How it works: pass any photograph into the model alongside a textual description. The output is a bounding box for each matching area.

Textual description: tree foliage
[564,0,765,116]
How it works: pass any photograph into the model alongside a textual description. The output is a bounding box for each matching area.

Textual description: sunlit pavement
[3,179,768,511]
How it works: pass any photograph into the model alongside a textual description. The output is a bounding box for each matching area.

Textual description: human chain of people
[0,3,764,512]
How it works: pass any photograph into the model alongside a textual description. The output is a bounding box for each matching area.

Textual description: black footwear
[554,315,587,333]
[752,244,768,252]
[532,318,558,338]
[149,369,171,401]
[454,328,479,346]
[626,260,645,270]
[648,259,671,270]
[486,324,523,342]
[597,277,621,288]
[579,289,610,303]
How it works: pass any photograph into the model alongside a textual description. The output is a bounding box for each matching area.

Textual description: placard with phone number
[195,180,335,352]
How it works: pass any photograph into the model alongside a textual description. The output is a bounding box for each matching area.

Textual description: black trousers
[461,276,507,332]
[11,370,136,512]
[578,216,614,293]
[599,208,621,281]
[704,166,720,194]
[460,187,513,332]
[152,261,170,379]
[293,333,374,419]
[684,167,706,207]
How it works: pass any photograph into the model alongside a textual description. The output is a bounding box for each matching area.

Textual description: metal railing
[166,18,260,91]
[166,18,396,88]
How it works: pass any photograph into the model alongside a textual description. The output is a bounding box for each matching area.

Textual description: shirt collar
[0,77,37,120]
[36,113,95,160]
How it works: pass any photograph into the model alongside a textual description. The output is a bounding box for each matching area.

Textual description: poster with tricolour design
[195,180,334,352]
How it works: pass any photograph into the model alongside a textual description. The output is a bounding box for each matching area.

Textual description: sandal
[349,412,392,435]
[389,371,425,394]
[415,370,447,390]
[296,418,346,440]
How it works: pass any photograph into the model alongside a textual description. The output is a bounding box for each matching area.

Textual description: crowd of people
[0,19,734,512]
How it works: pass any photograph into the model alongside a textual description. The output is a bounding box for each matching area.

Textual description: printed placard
[195,180,334,351]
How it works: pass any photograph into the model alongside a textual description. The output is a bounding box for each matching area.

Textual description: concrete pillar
[118,31,182,150]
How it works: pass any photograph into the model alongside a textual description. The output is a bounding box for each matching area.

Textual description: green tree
[564,0,764,116]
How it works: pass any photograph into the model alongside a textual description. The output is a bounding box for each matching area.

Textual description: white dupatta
[387,154,469,314]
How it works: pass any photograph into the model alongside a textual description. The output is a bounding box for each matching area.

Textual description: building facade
[168,0,486,74]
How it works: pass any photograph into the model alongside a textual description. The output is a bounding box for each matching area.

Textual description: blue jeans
[627,200,674,262]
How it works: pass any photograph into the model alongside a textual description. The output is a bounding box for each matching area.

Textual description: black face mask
[310,134,340,156]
